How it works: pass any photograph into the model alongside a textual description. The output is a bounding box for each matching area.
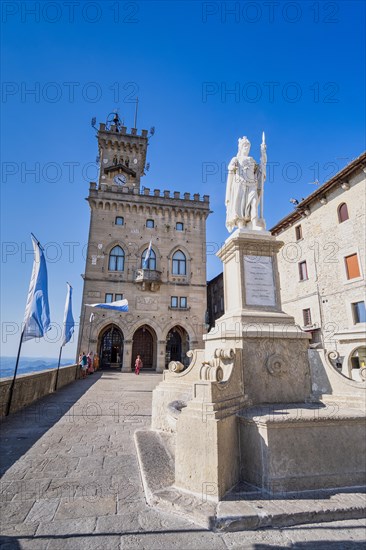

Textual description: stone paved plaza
[0,372,365,549]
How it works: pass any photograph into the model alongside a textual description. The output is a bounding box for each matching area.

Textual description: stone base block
[134,427,366,531]
[239,403,366,493]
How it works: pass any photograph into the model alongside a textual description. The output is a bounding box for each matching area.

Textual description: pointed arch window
[172,250,186,275]
[141,248,156,270]
[338,203,349,223]
[108,245,124,271]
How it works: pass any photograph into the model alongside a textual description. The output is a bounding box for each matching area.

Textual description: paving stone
[54,495,116,520]
[0,522,38,538]
[25,498,59,523]
[43,534,121,549]
[36,517,97,536]
[0,500,34,524]
[96,513,141,534]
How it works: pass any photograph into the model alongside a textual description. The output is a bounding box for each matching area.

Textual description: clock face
[133,158,138,165]
[114,174,126,185]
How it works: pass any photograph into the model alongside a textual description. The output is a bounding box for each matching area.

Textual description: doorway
[99,325,123,369]
[131,325,156,370]
[165,326,190,368]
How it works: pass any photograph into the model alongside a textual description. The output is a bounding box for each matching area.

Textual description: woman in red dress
[134,355,142,375]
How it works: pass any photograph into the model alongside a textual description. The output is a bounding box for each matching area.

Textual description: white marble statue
[225,134,267,232]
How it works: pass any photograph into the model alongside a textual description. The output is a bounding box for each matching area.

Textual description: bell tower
[97,112,148,191]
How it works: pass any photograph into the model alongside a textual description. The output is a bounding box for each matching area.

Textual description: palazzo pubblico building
[77,113,210,372]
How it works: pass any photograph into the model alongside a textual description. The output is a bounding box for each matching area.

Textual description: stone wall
[0,364,78,417]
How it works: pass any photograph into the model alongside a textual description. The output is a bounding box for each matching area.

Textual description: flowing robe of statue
[225,136,266,232]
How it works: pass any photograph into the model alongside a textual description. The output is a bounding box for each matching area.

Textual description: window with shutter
[345,254,360,279]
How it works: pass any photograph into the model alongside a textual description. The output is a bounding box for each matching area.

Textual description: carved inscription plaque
[244,255,276,307]
[136,296,158,311]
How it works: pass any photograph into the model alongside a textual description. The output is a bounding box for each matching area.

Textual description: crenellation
[91,184,210,205]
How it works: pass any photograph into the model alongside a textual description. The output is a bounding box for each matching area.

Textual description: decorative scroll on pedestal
[266,353,287,378]
[200,348,235,381]
[168,361,185,373]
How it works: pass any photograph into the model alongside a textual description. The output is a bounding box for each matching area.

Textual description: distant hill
[0,357,75,378]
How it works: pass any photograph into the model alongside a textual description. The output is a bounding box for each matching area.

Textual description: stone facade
[271,153,366,380]
[77,117,210,372]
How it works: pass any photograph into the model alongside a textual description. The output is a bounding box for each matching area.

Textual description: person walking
[80,352,88,379]
[134,355,142,375]
[87,352,94,374]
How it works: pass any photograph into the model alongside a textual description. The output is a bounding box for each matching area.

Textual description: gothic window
[172,250,186,275]
[338,203,349,223]
[141,248,156,270]
[108,245,124,271]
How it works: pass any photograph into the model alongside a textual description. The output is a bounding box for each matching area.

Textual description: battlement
[89,182,209,204]
[99,122,148,139]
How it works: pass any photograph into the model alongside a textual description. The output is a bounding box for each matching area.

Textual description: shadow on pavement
[0,373,101,477]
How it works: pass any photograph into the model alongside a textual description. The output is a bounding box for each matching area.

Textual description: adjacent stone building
[77,114,210,372]
[271,152,366,380]
[207,272,224,330]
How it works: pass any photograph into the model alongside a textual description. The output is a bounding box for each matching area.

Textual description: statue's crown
[238,136,249,145]
[238,136,251,153]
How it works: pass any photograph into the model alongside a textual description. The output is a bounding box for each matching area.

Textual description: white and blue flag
[23,235,51,342]
[142,240,152,269]
[87,299,129,312]
[61,283,74,346]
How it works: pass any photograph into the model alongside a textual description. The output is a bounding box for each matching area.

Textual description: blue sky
[1,0,365,358]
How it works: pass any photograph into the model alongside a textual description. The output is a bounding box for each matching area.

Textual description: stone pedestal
[204,229,311,404]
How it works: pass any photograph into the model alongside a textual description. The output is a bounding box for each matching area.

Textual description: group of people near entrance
[78,352,142,376]
[78,351,99,379]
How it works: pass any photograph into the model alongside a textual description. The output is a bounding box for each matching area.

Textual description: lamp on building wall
[341,182,350,190]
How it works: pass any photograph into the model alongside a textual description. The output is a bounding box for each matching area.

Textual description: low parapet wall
[0,364,78,417]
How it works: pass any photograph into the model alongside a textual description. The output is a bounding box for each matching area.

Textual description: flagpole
[30,232,44,251]
[5,327,25,416]
[54,345,63,392]
[260,131,266,221]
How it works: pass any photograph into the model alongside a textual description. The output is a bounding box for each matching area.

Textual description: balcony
[134,269,162,291]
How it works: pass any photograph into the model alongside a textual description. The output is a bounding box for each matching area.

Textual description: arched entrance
[131,325,157,370]
[99,325,123,370]
[165,326,190,368]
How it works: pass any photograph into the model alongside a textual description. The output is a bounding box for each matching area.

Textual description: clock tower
[98,112,148,191]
